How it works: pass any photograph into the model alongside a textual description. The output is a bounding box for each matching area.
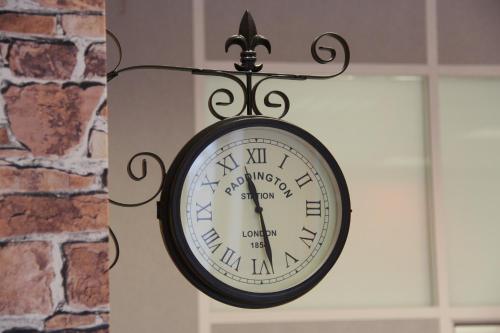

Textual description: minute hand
[244,168,273,267]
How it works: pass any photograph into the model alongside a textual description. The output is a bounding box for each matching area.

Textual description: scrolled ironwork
[106,226,120,271]
[250,75,300,119]
[195,70,247,120]
[106,29,122,74]
[109,152,166,208]
[309,32,350,79]
[254,89,290,119]
[208,88,237,120]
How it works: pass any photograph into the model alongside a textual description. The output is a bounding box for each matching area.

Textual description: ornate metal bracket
[107,10,349,121]
[106,10,350,269]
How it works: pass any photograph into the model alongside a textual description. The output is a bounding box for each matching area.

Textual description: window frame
[192,0,500,332]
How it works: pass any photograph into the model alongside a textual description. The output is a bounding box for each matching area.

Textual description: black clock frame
[157,116,351,308]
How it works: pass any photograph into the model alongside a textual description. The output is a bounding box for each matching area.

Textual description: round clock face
[159,116,350,308]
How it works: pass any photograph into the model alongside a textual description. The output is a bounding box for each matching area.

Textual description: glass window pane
[439,77,500,306]
[203,75,432,309]
[437,0,500,65]
[214,319,440,333]
[205,0,427,64]
[456,325,500,333]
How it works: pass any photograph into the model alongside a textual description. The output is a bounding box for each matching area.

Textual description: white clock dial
[179,127,343,293]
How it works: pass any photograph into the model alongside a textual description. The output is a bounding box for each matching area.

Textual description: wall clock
[157,116,350,308]
[107,11,351,308]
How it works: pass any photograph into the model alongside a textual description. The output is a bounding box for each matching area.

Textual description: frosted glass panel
[202,75,431,309]
[456,326,500,333]
[439,78,500,306]
[214,319,439,333]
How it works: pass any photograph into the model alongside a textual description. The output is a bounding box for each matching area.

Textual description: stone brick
[3,83,104,156]
[9,41,77,80]
[64,242,109,309]
[84,43,106,77]
[0,42,9,66]
[0,13,56,36]
[0,167,97,194]
[99,312,109,324]
[0,126,9,145]
[3,329,41,333]
[44,313,98,330]
[62,15,105,38]
[98,104,108,119]
[88,130,107,159]
[0,242,54,315]
[0,149,30,158]
[0,194,108,237]
[35,0,104,11]
[85,327,108,333]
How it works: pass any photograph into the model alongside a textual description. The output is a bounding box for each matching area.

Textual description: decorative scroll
[107,152,166,270]
[194,69,247,120]
[309,32,351,78]
[107,226,119,271]
[109,152,166,208]
[251,75,298,119]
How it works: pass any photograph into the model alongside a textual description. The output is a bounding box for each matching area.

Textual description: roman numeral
[200,228,222,253]
[295,172,313,188]
[216,153,239,176]
[246,147,267,164]
[201,174,219,193]
[306,200,322,216]
[196,202,212,222]
[278,154,289,169]
[220,247,241,271]
[285,252,299,268]
[251,259,273,275]
[299,227,317,248]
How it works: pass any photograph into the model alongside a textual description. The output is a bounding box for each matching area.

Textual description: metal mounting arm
[106,10,349,120]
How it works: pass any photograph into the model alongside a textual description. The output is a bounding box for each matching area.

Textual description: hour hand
[244,167,261,210]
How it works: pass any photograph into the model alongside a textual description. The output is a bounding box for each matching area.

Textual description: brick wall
[0,1,109,332]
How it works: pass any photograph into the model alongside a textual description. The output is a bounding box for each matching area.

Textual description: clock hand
[244,166,261,209]
[244,167,273,267]
[258,209,274,268]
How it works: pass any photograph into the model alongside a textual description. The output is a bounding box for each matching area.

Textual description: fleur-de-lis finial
[225,11,271,72]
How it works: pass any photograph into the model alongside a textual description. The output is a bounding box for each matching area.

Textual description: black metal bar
[108,60,346,83]
[106,226,120,271]
[246,72,253,115]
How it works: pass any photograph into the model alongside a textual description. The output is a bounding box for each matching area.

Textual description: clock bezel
[158,116,350,308]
